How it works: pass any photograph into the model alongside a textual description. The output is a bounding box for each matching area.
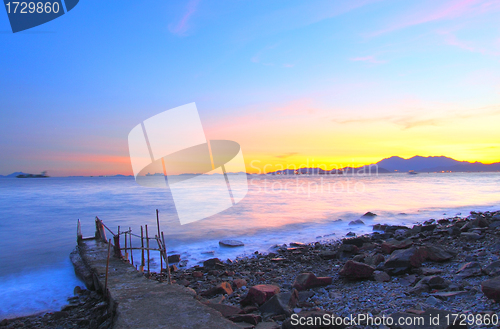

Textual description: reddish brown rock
[203,258,224,269]
[167,254,181,263]
[192,271,203,278]
[381,239,413,254]
[292,273,333,291]
[482,276,500,302]
[233,279,247,289]
[201,282,233,297]
[206,303,243,317]
[384,246,428,272]
[241,285,280,305]
[228,313,262,325]
[339,260,375,279]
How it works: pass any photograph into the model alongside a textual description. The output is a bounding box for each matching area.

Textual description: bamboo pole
[105,238,112,293]
[140,226,144,273]
[129,227,134,265]
[145,225,150,276]
[162,231,171,284]
[156,209,162,272]
[114,226,121,258]
[124,230,128,262]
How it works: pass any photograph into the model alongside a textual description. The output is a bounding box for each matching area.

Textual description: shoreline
[2,210,500,328]
[149,210,500,328]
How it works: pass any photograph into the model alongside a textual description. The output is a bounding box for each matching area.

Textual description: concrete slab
[75,240,240,329]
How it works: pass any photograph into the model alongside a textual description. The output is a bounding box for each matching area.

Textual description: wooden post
[124,231,128,262]
[162,232,171,284]
[156,209,163,272]
[145,225,150,276]
[140,226,144,273]
[113,226,121,258]
[105,238,112,294]
[129,227,134,266]
[95,217,107,243]
[77,219,83,245]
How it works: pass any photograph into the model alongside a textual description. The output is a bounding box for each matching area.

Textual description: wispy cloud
[438,30,500,56]
[350,55,386,64]
[332,105,500,130]
[370,0,500,36]
[169,0,200,36]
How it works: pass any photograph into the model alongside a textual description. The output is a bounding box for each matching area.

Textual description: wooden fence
[77,209,171,285]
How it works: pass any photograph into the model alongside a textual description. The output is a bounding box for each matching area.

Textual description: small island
[16,171,49,178]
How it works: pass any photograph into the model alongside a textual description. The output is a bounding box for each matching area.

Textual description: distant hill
[0,172,29,178]
[267,165,389,175]
[376,156,500,172]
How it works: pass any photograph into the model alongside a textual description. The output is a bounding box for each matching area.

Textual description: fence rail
[77,210,172,284]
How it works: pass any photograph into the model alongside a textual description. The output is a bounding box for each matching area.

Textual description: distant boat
[408,170,418,175]
[16,171,49,178]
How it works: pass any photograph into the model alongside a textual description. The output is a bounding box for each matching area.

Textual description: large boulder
[425,245,455,262]
[384,246,428,273]
[292,273,332,291]
[167,254,181,263]
[241,285,280,306]
[259,289,299,316]
[339,260,375,279]
[381,239,413,254]
[219,240,244,247]
[203,258,224,269]
[482,276,500,302]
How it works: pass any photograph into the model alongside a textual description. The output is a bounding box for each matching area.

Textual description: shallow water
[0,172,499,318]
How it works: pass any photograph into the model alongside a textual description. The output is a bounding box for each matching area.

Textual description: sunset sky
[1,0,500,175]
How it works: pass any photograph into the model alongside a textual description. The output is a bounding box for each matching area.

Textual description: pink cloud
[439,30,500,56]
[370,0,498,36]
[169,0,200,36]
[350,55,386,64]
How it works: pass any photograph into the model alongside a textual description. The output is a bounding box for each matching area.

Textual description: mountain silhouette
[376,156,500,172]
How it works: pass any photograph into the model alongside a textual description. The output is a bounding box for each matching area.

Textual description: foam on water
[0,172,499,318]
[0,260,82,319]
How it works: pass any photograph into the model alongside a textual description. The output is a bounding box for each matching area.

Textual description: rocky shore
[0,288,111,329]
[147,210,500,328]
[2,210,499,328]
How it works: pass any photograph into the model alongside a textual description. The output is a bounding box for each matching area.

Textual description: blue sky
[1,0,499,175]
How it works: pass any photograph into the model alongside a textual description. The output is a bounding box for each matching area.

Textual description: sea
[0,172,499,319]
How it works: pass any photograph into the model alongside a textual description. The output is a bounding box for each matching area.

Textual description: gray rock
[259,290,299,316]
[483,260,500,276]
[219,240,244,247]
